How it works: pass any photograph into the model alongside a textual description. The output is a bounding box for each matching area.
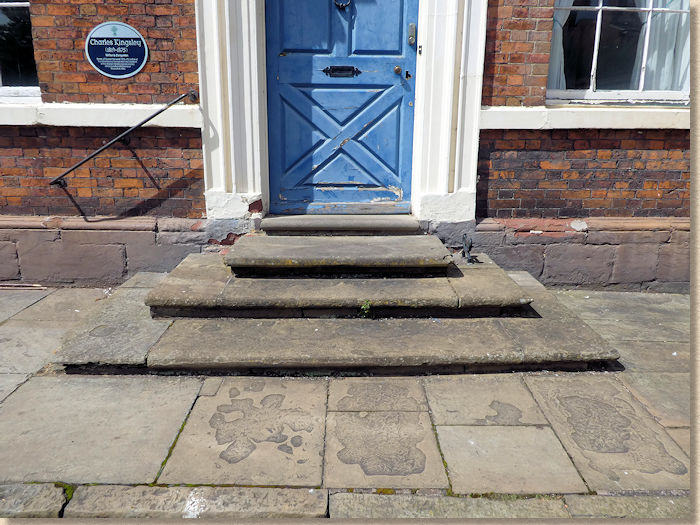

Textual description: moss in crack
[359,300,372,318]
[54,482,76,503]
[375,488,396,495]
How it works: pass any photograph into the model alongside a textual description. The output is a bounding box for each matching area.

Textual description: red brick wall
[0,126,205,218]
[482,0,554,106]
[477,129,690,218]
[29,0,198,103]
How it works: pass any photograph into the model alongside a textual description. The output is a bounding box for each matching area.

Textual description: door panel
[266,0,419,214]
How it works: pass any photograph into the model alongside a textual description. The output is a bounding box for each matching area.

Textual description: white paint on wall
[415,190,477,223]
[204,189,262,220]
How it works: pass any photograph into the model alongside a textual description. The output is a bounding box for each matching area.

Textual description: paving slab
[64,485,327,519]
[119,272,167,289]
[324,411,448,489]
[507,270,546,290]
[329,493,570,519]
[525,375,689,492]
[0,321,70,373]
[147,318,521,369]
[9,287,108,322]
[0,288,54,322]
[424,375,546,426]
[0,483,66,518]
[665,428,690,456]
[224,235,452,269]
[328,378,428,412]
[499,318,619,363]
[612,341,690,372]
[55,288,172,365]
[564,494,691,519]
[159,377,327,486]
[620,372,690,427]
[0,374,28,402]
[0,376,201,484]
[447,265,533,308]
[261,214,421,233]
[554,290,690,321]
[583,319,689,343]
[437,426,586,494]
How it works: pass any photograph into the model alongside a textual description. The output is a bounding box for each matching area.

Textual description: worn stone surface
[612,342,690,372]
[329,493,570,519]
[261,214,421,233]
[665,428,690,456]
[19,242,126,284]
[127,243,201,274]
[0,483,66,518]
[564,495,691,519]
[427,220,476,248]
[56,288,172,365]
[586,230,671,245]
[0,374,28,402]
[541,244,615,285]
[328,378,428,412]
[0,242,19,280]
[499,318,619,363]
[64,485,328,519]
[554,290,690,322]
[508,231,585,245]
[506,270,546,290]
[487,245,545,278]
[159,378,327,486]
[525,375,689,492]
[437,426,586,494]
[584,319,689,343]
[157,231,211,245]
[0,288,53,322]
[60,230,155,247]
[224,235,452,269]
[610,244,658,284]
[10,288,108,322]
[620,373,689,427]
[324,411,448,489]
[424,375,546,426]
[447,266,532,308]
[148,318,521,369]
[199,377,223,397]
[0,376,201,484]
[657,243,690,282]
[0,321,71,373]
[119,272,167,289]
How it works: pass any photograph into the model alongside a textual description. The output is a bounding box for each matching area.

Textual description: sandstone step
[145,253,533,317]
[146,316,619,370]
[223,235,451,274]
[261,214,422,235]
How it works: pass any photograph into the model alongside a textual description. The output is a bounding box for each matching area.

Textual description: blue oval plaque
[85,21,148,79]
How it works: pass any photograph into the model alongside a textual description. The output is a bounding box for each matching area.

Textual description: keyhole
[405,70,412,79]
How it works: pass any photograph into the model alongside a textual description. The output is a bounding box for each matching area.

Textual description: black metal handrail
[49,90,199,188]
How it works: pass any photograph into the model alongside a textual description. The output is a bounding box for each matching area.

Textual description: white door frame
[195,0,487,222]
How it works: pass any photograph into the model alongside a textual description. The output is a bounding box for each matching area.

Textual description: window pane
[604,0,648,7]
[0,6,38,87]
[653,0,689,9]
[596,10,645,89]
[644,10,689,90]
[560,9,597,89]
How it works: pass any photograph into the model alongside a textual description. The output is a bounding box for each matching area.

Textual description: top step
[224,234,452,273]
[260,215,422,235]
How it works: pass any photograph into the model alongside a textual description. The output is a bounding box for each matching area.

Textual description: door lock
[408,23,417,46]
[394,66,402,75]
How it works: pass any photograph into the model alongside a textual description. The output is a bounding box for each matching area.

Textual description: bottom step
[146,317,618,370]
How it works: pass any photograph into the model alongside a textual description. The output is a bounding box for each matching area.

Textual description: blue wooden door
[266,0,419,214]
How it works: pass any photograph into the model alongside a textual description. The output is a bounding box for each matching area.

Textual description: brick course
[482,0,554,106]
[29,0,198,104]
[0,126,205,218]
[477,129,690,218]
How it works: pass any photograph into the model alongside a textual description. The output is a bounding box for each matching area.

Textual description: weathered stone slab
[489,245,545,277]
[10,288,108,322]
[0,321,71,373]
[542,244,615,285]
[148,318,521,369]
[584,319,689,343]
[159,378,327,486]
[666,428,690,456]
[586,230,671,245]
[657,243,690,282]
[610,244,658,283]
[564,495,691,519]
[499,318,619,363]
[56,288,172,365]
[525,375,689,492]
[447,266,532,308]
[424,375,546,426]
[19,242,126,284]
[506,270,545,290]
[224,235,452,269]
[127,243,201,274]
[261,214,421,234]
[324,411,448,489]
[0,288,53,322]
[329,493,570,519]
[437,426,586,494]
[611,342,690,372]
[554,290,690,321]
[620,372,689,427]
[119,272,167,289]
[64,485,327,519]
[219,276,459,309]
[0,242,19,280]
[0,374,28,402]
[0,376,201,484]
[328,378,428,412]
[0,483,66,518]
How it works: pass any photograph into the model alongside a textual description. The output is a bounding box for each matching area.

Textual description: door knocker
[334,0,351,10]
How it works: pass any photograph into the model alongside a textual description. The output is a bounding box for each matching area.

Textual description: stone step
[223,235,451,275]
[146,316,619,370]
[145,253,533,317]
[260,214,422,235]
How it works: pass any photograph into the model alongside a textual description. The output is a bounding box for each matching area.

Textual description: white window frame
[0,1,41,100]
[547,0,690,105]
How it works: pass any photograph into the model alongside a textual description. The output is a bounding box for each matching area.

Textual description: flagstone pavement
[0,273,692,520]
